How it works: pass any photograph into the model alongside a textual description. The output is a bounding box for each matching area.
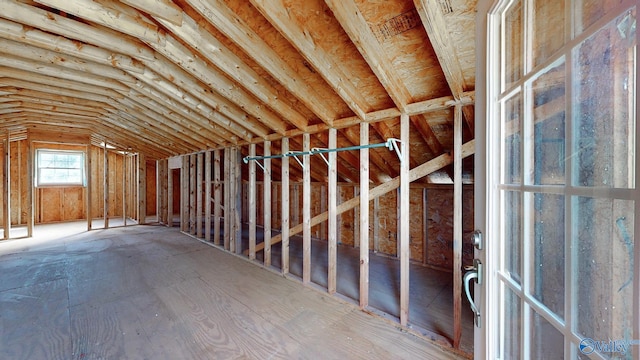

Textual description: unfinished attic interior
[0,0,477,357]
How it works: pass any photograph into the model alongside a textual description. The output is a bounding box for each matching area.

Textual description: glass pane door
[483,0,638,358]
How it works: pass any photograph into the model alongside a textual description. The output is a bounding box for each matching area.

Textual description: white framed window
[36,149,85,187]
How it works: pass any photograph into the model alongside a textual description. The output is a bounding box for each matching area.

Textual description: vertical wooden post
[205,151,212,241]
[26,138,33,238]
[453,105,463,348]
[328,128,337,294]
[249,144,257,260]
[223,148,230,250]
[423,189,428,265]
[103,143,109,229]
[233,148,242,254]
[302,133,311,283]
[123,155,128,226]
[399,113,410,326]
[359,122,370,309]
[354,186,360,248]
[167,162,173,227]
[281,138,290,274]
[138,153,146,225]
[213,149,221,245]
[373,197,379,253]
[181,155,189,232]
[86,144,92,231]
[189,154,196,233]
[196,152,203,238]
[3,135,9,239]
[263,141,272,266]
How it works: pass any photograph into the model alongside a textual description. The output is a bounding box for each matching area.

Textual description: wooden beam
[189,153,196,234]
[328,128,337,294]
[180,155,188,232]
[253,139,475,252]
[359,122,370,309]
[26,137,33,237]
[3,135,9,239]
[302,133,311,283]
[250,0,370,120]
[281,138,290,274]
[233,148,242,254]
[213,149,221,245]
[196,152,203,238]
[33,0,165,45]
[138,153,146,224]
[399,114,410,326]
[167,160,174,227]
[185,0,336,125]
[86,144,92,231]
[124,154,129,226]
[103,143,109,229]
[120,0,183,26]
[223,148,230,250]
[248,144,257,260]
[325,0,413,111]
[205,151,212,241]
[452,105,463,348]
[263,140,272,267]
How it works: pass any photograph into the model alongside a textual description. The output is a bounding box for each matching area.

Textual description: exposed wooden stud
[167,160,173,227]
[26,137,33,237]
[181,155,189,232]
[103,142,109,229]
[328,128,337,294]
[213,149,221,245]
[399,113,410,326]
[281,137,290,275]
[373,197,379,253]
[205,151,212,241]
[302,133,311,283]
[86,144,92,231]
[196,152,203,238]
[452,105,463,348]
[189,153,196,234]
[138,152,146,224]
[2,135,8,239]
[249,143,257,260]
[223,148,230,250]
[233,147,242,254]
[160,159,168,224]
[263,140,272,267]
[359,122,370,309]
[123,154,128,226]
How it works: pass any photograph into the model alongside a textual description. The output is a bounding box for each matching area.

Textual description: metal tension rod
[242,138,401,164]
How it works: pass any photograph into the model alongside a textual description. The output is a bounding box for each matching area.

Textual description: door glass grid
[494,1,637,359]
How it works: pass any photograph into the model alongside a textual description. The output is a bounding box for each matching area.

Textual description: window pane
[575,0,628,35]
[532,60,566,185]
[575,197,635,344]
[37,150,84,186]
[573,10,636,188]
[530,193,564,318]
[501,285,521,359]
[532,0,565,67]
[503,191,521,284]
[503,95,522,184]
[531,311,564,359]
[503,0,523,90]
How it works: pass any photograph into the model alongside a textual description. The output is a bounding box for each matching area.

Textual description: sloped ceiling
[0,0,476,183]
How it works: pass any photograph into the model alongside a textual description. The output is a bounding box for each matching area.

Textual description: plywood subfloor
[0,223,464,359]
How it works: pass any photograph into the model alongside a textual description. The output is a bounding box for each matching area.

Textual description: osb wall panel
[146,161,157,216]
[376,190,398,256]
[409,188,424,262]
[425,188,474,269]
[338,185,356,246]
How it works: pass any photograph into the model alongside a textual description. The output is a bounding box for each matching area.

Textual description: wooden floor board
[0,222,465,359]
